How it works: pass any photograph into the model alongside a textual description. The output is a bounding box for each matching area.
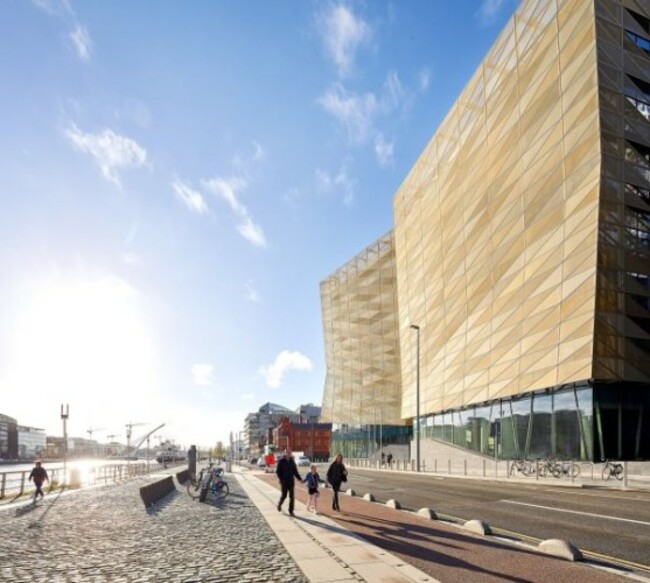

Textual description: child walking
[304,464,326,514]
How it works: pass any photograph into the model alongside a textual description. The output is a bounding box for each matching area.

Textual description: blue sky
[0,0,517,450]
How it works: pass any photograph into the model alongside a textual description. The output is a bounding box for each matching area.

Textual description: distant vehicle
[296,455,310,467]
[155,444,187,464]
[257,457,266,468]
[249,457,258,465]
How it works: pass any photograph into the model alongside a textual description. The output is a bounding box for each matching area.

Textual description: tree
[212,441,226,458]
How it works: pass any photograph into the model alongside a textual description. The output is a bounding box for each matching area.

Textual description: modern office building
[17,425,46,459]
[0,413,18,460]
[320,231,411,458]
[321,0,650,461]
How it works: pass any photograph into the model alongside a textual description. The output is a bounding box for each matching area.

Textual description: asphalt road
[342,468,650,571]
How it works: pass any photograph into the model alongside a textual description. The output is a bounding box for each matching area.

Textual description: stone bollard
[386,499,401,509]
[363,493,375,502]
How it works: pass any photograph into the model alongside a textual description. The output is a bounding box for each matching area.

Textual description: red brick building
[272,416,332,462]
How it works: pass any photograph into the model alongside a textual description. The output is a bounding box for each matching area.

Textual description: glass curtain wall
[421,384,595,461]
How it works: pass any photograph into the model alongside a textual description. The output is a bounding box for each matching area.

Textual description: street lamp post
[410,325,421,473]
[60,404,69,485]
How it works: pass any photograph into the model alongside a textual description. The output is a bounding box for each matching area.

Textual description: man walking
[28,460,49,503]
[276,448,302,516]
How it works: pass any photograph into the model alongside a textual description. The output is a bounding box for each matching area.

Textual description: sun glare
[10,275,157,432]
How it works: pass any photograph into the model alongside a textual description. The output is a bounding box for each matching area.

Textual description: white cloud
[244,281,261,303]
[374,133,394,166]
[121,252,140,266]
[259,350,313,389]
[191,364,214,386]
[70,24,92,61]
[203,176,267,248]
[173,179,209,214]
[65,124,147,187]
[315,166,356,206]
[233,141,266,174]
[318,3,372,78]
[31,0,73,16]
[237,217,266,247]
[476,0,508,26]
[418,68,431,92]
[384,71,406,109]
[318,84,378,144]
[252,141,265,162]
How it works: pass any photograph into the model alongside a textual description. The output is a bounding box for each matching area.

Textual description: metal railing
[344,457,632,487]
[0,462,170,499]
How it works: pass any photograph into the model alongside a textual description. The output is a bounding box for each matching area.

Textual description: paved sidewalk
[234,468,438,583]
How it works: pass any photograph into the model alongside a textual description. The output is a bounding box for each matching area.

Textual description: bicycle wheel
[571,463,580,478]
[214,481,229,499]
[187,476,203,499]
[613,464,624,480]
[551,464,562,479]
[602,464,611,481]
[522,462,534,476]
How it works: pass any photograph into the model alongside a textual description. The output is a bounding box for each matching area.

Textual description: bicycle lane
[248,469,637,583]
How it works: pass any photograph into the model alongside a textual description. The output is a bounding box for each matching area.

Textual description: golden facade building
[321,0,650,461]
[320,232,410,457]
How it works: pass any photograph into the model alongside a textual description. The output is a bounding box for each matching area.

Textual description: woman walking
[326,454,348,512]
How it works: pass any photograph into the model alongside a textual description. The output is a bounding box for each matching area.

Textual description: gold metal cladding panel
[394,0,602,421]
[320,231,403,426]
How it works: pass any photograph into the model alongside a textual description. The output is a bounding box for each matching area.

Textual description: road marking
[501,500,650,526]
[539,488,649,501]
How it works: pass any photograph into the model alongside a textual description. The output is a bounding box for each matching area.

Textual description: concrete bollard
[345,488,356,496]
[417,507,438,519]
[539,539,583,561]
[386,499,401,509]
[363,493,375,502]
[463,519,491,535]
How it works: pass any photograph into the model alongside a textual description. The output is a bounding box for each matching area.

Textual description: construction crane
[87,427,107,440]
[125,422,147,451]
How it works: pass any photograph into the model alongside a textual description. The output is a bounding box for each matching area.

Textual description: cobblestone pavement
[0,471,307,583]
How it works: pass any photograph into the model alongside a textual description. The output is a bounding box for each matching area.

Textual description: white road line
[539,489,649,501]
[500,500,650,526]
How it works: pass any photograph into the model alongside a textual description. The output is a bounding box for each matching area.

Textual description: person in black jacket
[28,460,49,503]
[326,453,348,511]
[276,448,302,516]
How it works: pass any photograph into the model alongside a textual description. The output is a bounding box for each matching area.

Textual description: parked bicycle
[533,459,553,478]
[551,460,580,479]
[602,459,624,481]
[188,464,230,501]
[509,459,535,477]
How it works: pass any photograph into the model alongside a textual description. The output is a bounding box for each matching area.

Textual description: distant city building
[17,425,46,460]
[0,413,18,460]
[272,416,332,462]
[320,0,650,462]
[244,402,299,456]
[295,403,321,423]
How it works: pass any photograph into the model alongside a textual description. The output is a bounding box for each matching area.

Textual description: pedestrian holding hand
[276,448,302,516]
[28,460,49,503]
[326,453,347,512]
[304,464,326,515]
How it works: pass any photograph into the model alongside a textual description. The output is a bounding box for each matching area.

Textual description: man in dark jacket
[276,448,302,516]
[28,460,49,502]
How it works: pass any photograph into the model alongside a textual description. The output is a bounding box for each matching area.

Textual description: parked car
[296,455,310,466]
[257,457,266,467]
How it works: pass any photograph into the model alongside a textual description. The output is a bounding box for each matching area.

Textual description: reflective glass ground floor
[330,382,650,461]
